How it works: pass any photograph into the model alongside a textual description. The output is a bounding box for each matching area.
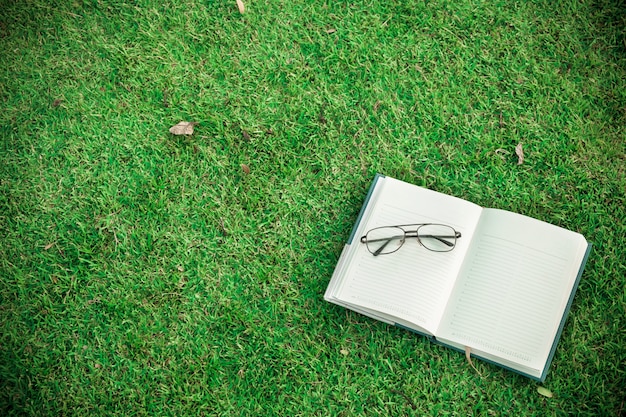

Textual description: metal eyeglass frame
[360,223,462,256]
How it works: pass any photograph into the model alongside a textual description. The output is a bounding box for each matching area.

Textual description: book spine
[347,173,385,244]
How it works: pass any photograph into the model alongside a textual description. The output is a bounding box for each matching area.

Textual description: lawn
[1,0,624,415]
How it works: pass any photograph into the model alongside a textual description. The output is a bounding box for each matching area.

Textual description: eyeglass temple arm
[360,235,403,256]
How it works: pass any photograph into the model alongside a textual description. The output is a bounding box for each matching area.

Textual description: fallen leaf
[218,218,228,236]
[162,89,169,108]
[465,346,482,376]
[169,121,197,136]
[318,108,327,124]
[241,164,250,174]
[340,349,349,356]
[495,148,509,161]
[326,28,337,34]
[515,142,524,165]
[465,345,472,363]
[44,242,54,250]
[236,0,245,13]
[537,386,553,398]
[52,99,63,107]
[390,389,417,410]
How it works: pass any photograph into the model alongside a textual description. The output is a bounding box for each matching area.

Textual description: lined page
[335,177,482,334]
[436,209,588,371]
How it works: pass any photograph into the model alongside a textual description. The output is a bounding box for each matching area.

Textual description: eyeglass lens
[417,224,457,252]
[365,227,405,255]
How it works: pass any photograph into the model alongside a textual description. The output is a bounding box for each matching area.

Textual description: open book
[324,174,591,381]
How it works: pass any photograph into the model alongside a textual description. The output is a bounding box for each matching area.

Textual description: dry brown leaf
[44,242,54,250]
[236,0,245,14]
[162,89,169,108]
[340,348,349,356]
[169,121,197,136]
[326,28,337,34]
[495,148,509,161]
[241,164,250,174]
[515,142,524,165]
[465,346,482,376]
[318,109,327,125]
[465,345,472,363]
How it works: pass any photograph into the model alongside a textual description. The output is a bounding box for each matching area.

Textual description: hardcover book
[324,174,591,381]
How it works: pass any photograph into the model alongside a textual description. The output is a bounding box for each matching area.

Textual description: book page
[334,177,483,334]
[436,209,588,373]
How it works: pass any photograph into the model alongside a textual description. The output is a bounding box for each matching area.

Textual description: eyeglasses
[360,224,462,256]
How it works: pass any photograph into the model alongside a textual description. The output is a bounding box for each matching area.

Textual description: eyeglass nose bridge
[403,230,420,246]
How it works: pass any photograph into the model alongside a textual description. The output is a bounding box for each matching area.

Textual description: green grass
[1,0,624,415]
